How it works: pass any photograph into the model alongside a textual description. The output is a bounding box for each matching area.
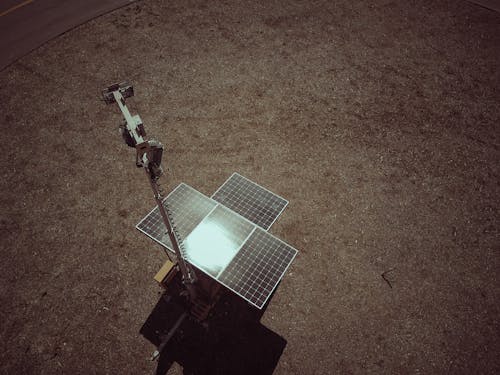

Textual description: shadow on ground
[141,285,286,375]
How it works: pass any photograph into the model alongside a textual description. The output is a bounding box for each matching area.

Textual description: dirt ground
[1,0,499,374]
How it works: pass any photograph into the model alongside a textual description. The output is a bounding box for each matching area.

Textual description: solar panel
[136,184,217,250]
[211,173,288,231]
[136,178,297,309]
[218,228,297,308]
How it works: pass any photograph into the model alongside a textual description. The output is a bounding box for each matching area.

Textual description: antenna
[102,82,197,298]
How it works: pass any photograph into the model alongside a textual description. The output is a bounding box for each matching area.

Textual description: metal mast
[102,82,197,297]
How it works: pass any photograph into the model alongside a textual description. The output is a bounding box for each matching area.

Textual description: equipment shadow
[140,289,287,375]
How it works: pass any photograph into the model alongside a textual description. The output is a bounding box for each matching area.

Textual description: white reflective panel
[184,221,238,277]
[184,205,254,277]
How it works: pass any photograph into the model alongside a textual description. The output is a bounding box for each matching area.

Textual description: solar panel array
[212,173,288,231]
[136,175,297,309]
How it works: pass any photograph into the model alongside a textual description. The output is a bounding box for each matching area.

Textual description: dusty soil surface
[1,1,499,374]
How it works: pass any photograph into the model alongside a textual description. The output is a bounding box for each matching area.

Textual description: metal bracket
[102,81,134,104]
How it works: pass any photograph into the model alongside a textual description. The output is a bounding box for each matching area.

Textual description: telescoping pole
[103,82,197,298]
[147,171,197,292]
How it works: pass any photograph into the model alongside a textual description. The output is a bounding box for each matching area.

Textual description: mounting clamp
[102,81,134,104]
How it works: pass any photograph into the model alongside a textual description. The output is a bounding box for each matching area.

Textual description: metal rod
[147,171,197,293]
[105,83,197,299]
[150,311,188,361]
[113,91,144,143]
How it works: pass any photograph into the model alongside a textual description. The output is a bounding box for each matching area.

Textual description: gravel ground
[0,1,499,374]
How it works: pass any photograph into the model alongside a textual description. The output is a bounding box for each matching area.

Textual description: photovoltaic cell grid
[136,183,216,251]
[212,173,288,231]
[136,176,297,309]
[218,228,296,308]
